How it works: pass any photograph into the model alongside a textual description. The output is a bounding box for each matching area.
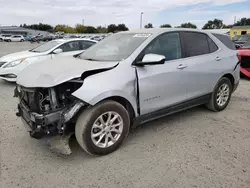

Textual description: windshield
[241,41,250,48]
[79,33,151,61]
[232,35,240,40]
[29,41,62,53]
[237,35,250,42]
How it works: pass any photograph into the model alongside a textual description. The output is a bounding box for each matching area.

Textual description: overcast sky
[0,0,250,29]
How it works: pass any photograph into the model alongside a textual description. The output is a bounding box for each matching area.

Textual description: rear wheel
[206,77,232,112]
[20,39,24,42]
[75,100,130,155]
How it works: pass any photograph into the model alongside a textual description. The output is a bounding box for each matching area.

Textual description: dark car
[42,35,56,42]
[234,34,250,49]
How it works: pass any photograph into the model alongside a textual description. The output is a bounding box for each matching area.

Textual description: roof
[54,38,97,43]
[232,26,250,29]
[119,28,226,36]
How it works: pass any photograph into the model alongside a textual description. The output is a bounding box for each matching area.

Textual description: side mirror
[136,54,166,66]
[53,48,63,54]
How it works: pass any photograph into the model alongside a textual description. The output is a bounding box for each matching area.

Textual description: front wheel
[75,100,130,155]
[206,77,232,112]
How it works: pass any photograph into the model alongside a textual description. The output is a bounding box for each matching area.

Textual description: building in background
[0,26,50,36]
[230,26,250,38]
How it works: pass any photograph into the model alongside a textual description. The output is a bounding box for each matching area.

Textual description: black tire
[20,39,24,42]
[206,77,232,112]
[75,100,130,155]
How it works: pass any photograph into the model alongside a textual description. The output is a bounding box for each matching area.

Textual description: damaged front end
[15,78,86,155]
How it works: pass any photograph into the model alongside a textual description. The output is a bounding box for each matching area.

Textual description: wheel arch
[222,73,235,86]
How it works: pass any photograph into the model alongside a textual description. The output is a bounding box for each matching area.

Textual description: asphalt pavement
[0,42,250,188]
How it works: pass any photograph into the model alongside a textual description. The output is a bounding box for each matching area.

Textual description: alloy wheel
[216,83,230,107]
[91,111,123,148]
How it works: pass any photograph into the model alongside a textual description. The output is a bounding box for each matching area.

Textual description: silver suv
[15,28,240,156]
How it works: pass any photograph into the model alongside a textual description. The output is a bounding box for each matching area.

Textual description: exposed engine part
[49,88,59,110]
[63,102,84,123]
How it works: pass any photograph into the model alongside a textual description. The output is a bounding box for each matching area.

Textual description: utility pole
[234,16,236,25]
[140,12,143,29]
[82,19,84,26]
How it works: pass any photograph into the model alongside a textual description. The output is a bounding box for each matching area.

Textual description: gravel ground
[0,42,250,188]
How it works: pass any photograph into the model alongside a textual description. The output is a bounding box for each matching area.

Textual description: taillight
[237,53,241,61]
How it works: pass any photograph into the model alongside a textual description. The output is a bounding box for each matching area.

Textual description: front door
[136,32,189,115]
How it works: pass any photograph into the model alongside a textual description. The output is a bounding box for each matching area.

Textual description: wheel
[206,77,232,112]
[20,39,24,42]
[75,100,130,155]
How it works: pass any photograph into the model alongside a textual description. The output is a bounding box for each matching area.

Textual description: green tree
[107,24,117,33]
[55,25,75,33]
[144,23,153,28]
[234,17,250,26]
[75,24,86,33]
[160,24,172,28]
[117,24,129,31]
[85,26,97,33]
[96,26,108,33]
[202,19,223,29]
[179,22,197,29]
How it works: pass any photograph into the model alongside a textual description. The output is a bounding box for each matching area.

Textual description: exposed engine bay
[15,78,86,154]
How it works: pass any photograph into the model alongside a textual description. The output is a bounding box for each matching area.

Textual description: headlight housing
[3,58,26,68]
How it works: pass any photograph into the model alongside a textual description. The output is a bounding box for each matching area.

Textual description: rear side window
[212,33,236,50]
[207,36,218,53]
[79,41,96,50]
[182,32,210,57]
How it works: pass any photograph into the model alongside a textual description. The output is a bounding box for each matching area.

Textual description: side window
[207,36,218,53]
[59,41,81,52]
[143,32,182,61]
[212,33,236,50]
[182,32,209,57]
[79,41,95,50]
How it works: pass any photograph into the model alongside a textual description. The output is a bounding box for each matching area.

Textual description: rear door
[136,32,189,115]
[180,31,221,99]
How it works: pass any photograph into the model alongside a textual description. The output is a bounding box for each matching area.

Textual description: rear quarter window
[212,33,236,50]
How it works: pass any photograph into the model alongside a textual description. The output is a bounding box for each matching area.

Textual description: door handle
[177,64,187,69]
[215,56,221,61]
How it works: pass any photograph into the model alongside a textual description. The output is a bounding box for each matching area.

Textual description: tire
[75,100,130,155]
[20,39,24,42]
[206,77,232,112]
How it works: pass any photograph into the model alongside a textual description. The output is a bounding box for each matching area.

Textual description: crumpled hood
[238,49,250,56]
[17,56,119,88]
[0,50,44,62]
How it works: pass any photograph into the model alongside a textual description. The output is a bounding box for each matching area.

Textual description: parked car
[0,39,97,82]
[9,35,25,42]
[23,35,33,41]
[0,34,12,41]
[14,29,240,156]
[234,34,250,49]
[42,35,56,42]
[232,35,241,42]
[237,40,250,78]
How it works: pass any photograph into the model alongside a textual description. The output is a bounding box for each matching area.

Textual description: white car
[0,38,97,82]
[0,34,12,41]
[4,35,25,42]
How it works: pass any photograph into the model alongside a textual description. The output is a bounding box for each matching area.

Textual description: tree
[107,24,117,33]
[107,24,129,33]
[21,23,53,31]
[234,17,250,26]
[179,22,197,29]
[75,24,86,33]
[96,26,108,33]
[84,26,97,33]
[117,24,129,31]
[202,19,223,29]
[144,23,153,28]
[160,24,172,28]
[55,25,75,33]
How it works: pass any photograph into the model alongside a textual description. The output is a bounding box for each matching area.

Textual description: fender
[72,64,138,116]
